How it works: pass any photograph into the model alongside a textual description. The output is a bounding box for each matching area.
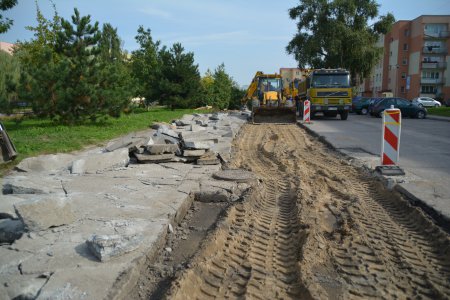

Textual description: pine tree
[157,43,201,109]
[131,26,161,105]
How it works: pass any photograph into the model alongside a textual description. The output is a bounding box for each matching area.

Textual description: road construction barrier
[303,100,310,123]
[381,106,401,165]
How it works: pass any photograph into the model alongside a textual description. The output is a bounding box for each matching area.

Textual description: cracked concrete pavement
[0,112,250,300]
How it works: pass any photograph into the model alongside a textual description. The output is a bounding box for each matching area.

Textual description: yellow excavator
[242,71,297,123]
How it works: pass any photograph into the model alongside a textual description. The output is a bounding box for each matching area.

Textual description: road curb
[297,121,450,233]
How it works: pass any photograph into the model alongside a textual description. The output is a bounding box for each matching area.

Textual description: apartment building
[360,15,450,102]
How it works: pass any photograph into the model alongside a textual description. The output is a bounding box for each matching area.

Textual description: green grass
[0,107,210,175]
[427,106,450,117]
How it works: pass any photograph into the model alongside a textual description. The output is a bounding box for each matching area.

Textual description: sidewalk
[0,113,249,299]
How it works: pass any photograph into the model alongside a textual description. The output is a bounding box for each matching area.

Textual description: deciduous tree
[287,0,394,82]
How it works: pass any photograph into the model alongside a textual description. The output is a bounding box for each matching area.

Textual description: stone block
[134,153,175,163]
[86,234,143,262]
[71,148,129,174]
[183,149,206,157]
[14,196,76,231]
[146,144,179,155]
[0,219,24,243]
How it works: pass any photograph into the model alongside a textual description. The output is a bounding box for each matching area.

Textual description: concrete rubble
[0,112,249,299]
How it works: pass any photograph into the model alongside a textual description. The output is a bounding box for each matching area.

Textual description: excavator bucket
[252,107,297,124]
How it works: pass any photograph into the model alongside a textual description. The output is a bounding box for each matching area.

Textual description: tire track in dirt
[166,124,450,299]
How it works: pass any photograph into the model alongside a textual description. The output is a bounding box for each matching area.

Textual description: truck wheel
[340,111,349,120]
[361,108,368,115]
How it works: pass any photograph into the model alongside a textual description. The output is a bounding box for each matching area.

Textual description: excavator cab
[245,74,297,124]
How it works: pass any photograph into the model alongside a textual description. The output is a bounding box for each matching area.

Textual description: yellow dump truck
[298,69,352,120]
[242,71,297,123]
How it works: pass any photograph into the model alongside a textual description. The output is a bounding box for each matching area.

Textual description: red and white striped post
[303,100,311,123]
[381,106,401,165]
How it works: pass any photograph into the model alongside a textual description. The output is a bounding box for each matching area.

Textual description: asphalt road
[304,113,450,219]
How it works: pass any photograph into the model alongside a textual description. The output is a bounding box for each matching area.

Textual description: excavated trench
[133,124,450,299]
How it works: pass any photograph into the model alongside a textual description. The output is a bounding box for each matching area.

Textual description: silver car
[412,97,441,107]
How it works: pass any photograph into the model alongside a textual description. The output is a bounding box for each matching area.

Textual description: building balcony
[422,62,447,69]
[424,31,450,39]
[422,46,448,54]
[420,77,444,84]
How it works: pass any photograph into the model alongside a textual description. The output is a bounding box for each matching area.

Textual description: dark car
[353,97,371,115]
[368,98,383,116]
[371,97,427,119]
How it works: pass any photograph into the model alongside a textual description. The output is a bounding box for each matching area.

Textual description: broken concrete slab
[0,112,247,300]
[0,194,30,219]
[14,196,76,231]
[86,234,144,262]
[2,175,64,195]
[0,219,24,243]
[157,126,180,139]
[183,149,206,157]
[1,274,50,300]
[105,132,150,153]
[183,140,213,150]
[15,153,74,174]
[189,124,207,132]
[209,112,224,120]
[134,153,175,163]
[71,148,129,174]
[146,144,179,155]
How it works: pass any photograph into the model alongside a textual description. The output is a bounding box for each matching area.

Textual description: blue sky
[1,0,450,86]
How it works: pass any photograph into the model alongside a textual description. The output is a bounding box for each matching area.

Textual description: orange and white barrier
[303,100,310,123]
[381,107,401,165]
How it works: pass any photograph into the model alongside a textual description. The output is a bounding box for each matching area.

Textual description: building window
[390,51,392,56]
[402,58,408,65]
[401,86,405,93]
[389,65,392,70]
[404,29,410,37]
[403,43,408,51]
[421,85,437,93]
[401,72,406,79]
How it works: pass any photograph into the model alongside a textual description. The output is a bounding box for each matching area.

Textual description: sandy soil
[165,124,450,299]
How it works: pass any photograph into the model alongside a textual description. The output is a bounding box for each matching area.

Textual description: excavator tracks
[167,124,450,299]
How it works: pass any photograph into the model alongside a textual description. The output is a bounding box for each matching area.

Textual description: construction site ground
[1,113,449,299]
[134,123,450,299]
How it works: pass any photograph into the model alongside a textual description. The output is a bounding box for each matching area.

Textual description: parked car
[352,97,371,115]
[412,97,441,107]
[371,97,427,119]
[368,98,383,116]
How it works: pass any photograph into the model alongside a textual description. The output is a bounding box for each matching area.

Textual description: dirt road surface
[144,124,450,299]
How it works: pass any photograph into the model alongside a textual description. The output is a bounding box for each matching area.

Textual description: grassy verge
[427,107,450,117]
[1,107,210,175]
